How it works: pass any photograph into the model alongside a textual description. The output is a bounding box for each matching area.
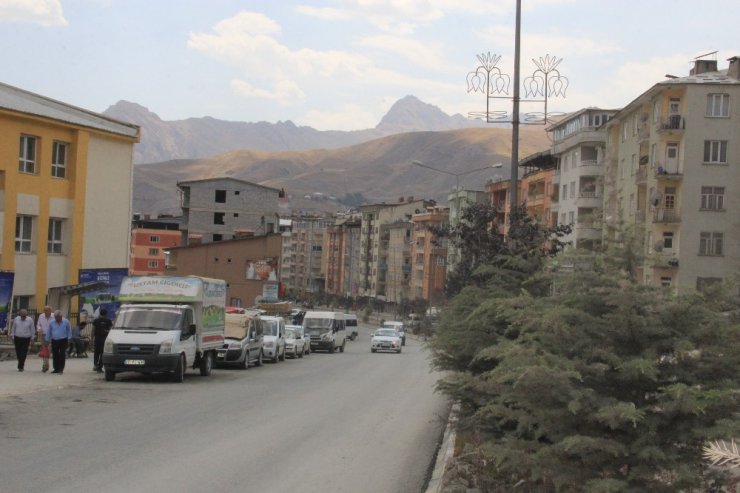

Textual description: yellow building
[0,83,139,312]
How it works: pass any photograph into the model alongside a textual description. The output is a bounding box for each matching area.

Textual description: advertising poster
[262,283,279,302]
[78,268,128,320]
[0,272,14,329]
[246,258,279,281]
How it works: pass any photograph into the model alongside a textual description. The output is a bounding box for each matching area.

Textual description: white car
[371,328,402,353]
[382,321,406,346]
[259,316,286,363]
[285,325,306,359]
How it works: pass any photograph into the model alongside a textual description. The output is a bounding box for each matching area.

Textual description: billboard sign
[79,268,128,320]
[0,272,14,329]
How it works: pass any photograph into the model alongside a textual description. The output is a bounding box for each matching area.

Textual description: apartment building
[410,206,449,304]
[381,220,413,304]
[0,82,139,312]
[129,218,182,275]
[324,213,361,298]
[358,198,431,300]
[280,215,332,299]
[446,189,487,269]
[547,109,618,250]
[604,56,740,291]
[178,177,281,245]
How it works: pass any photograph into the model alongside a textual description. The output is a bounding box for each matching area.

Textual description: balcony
[651,254,680,269]
[657,115,685,133]
[655,168,683,182]
[653,208,680,223]
[575,191,602,208]
[635,166,648,184]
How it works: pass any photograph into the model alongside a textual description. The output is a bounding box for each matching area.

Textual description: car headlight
[321,333,331,341]
[229,341,243,349]
[160,339,172,354]
[103,338,114,354]
[264,341,274,348]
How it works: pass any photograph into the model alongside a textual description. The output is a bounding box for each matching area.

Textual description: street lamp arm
[411,160,456,177]
[411,160,503,177]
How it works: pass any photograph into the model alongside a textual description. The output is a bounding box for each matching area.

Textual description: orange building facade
[410,206,449,304]
[129,220,182,275]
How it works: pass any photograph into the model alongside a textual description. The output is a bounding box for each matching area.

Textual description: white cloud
[231,79,306,106]
[295,5,352,21]
[478,24,622,57]
[0,0,67,26]
[358,35,447,69]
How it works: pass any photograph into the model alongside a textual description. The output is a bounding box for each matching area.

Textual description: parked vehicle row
[103,279,385,382]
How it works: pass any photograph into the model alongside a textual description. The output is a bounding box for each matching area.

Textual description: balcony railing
[635,210,646,223]
[579,159,603,167]
[658,115,685,131]
[636,166,648,183]
[653,208,681,223]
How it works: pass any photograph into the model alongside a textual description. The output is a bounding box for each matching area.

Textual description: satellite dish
[654,241,664,252]
[650,190,662,207]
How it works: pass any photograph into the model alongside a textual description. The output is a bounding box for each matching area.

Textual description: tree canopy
[430,206,740,492]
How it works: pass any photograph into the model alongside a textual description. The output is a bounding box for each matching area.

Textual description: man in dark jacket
[92,309,113,373]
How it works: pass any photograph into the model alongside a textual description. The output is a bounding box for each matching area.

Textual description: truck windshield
[304,318,333,333]
[262,320,279,336]
[113,307,184,331]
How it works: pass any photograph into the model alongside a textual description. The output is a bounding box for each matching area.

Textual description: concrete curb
[425,403,459,493]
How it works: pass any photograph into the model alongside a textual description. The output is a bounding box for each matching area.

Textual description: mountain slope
[133,126,550,216]
[104,96,487,164]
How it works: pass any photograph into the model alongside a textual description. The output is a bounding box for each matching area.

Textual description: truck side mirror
[189,324,197,336]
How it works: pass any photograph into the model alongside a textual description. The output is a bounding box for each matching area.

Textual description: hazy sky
[2,0,738,131]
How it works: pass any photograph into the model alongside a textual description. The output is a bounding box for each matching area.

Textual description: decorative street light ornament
[467,52,568,125]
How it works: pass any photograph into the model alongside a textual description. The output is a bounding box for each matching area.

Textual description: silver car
[285,325,307,359]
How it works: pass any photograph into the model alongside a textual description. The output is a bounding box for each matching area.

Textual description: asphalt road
[0,332,449,493]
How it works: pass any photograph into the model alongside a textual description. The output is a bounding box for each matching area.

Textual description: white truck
[303,311,346,353]
[102,276,226,382]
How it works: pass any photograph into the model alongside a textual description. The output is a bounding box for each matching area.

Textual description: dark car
[216,312,264,369]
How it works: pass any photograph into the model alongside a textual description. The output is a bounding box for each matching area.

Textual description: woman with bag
[36,306,53,373]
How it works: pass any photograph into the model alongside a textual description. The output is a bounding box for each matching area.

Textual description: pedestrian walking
[45,310,72,374]
[92,308,112,373]
[10,309,35,372]
[36,306,53,372]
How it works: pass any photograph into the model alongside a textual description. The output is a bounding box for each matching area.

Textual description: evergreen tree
[432,244,740,491]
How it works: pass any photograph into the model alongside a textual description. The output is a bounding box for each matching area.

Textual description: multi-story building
[446,189,487,269]
[518,153,559,229]
[324,212,361,298]
[0,82,139,313]
[178,177,281,245]
[358,198,431,300]
[380,220,413,304]
[129,218,182,275]
[548,108,618,250]
[280,215,332,300]
[164,233,282,308]
[604,55,740,291]
[410,206,449,304]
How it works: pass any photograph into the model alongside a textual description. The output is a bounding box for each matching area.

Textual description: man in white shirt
[10,309,35,372]
[36,306,53,373]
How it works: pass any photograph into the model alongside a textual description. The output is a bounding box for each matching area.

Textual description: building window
[312,245,322,252]
[650,144,656,168]
[697,277,722,291]
[15,215,33,253]
[570,182,575,198]
[699,232,723,256]
[214,212,225,225]
[700,187,725,210]
[664,187,676,209]
[560,213,566,224]
[47,218,63,254]
[706,93,729,117]
[660,277,672,287]
[653,100,660,123]
[568,211,575,224]
[213,234,223,242]
[51,141,68,178]
[233,213,239,218]
[19,135,37,174]
[662,232,674,250]
[215,190,226,203]
[150,235,160,243]
[12,296,33,312]
[703,140,727,164]
[148,248,159,255]
[562,184,567,200]
[147,260,159,268]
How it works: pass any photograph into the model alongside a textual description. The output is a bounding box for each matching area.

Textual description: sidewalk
[0,351,103,398]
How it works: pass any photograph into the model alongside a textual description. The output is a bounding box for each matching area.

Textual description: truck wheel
[173,354,185,382]
[329,342,335,354]
[272,351,279,364]
[104,368,116,381]
[255,350,263,367]
[199,351,213,376]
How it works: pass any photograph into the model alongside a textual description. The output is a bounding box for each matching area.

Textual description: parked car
[345,313,358,340]
[260,316,286,363]
[216,311,264,369]
[381,321,406,346]
[371,328,402,353]
[294,325,310,355]
[285,325,306,359]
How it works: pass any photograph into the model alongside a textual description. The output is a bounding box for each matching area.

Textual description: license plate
[124,359,145,365]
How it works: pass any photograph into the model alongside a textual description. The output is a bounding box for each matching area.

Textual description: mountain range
[103,95,490,165]
[104,95,549,216]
